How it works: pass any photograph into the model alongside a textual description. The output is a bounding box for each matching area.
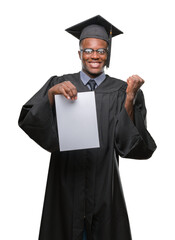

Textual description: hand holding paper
[48,81,77,105]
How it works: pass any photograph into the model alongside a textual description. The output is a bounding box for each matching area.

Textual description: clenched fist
[125,75,145,121]
[126,75,144,100]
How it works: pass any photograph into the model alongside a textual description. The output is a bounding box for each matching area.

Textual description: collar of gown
[80,71,106,87]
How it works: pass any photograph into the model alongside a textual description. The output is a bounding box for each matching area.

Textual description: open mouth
[89,62,102,68]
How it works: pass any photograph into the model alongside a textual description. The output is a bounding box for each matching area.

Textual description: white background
[0,0,174,239]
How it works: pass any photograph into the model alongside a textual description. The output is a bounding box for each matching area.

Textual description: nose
[91,50,99,59]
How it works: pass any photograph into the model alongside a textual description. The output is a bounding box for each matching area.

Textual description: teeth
[90,63,100,67]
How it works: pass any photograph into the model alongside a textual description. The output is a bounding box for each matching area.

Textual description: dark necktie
[88,79,97,91]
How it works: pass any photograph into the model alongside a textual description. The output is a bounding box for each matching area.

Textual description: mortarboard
[65,15,123,67]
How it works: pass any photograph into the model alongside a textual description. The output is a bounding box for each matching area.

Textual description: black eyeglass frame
[80,48,108,55]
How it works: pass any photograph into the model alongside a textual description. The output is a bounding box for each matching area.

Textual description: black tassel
[106,26,112,68]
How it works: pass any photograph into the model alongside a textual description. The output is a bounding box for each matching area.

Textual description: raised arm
[115,77,156,159]
[124,75,144,121]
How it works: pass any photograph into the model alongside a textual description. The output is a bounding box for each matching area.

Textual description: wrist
[124,96,134,121]
[48,88,54,105]
[48,88,54,95]
[126,92,135,102]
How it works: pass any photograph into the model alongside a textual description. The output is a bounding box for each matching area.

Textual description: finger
[132,75,144,84]
[60,83,73,99]
[60,85,71,100]
[66,81,77,99]
[69,83,77,100]
[64,81,77,100]
[127,77,133,84]
[129,76,143,90]
[57,82,75,100]
[131,75,139,82]
[64,84,75,100]
[51,83,75,100]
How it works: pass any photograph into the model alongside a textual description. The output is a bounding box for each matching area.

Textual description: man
[18,15,156,240]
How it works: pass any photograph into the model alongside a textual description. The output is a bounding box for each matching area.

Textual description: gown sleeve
[18,76,60,153]
[115,89,157,159]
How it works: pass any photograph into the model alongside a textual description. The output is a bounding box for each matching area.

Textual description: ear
[78,50,82,60]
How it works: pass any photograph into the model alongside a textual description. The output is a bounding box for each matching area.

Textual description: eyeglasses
[80,48,108,55]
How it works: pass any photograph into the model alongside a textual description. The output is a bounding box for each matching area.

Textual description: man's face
[78,38,108,78]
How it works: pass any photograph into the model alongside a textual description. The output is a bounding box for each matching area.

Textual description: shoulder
[106,75,127,87]
[101,75,127,92]
[48,72,80,86]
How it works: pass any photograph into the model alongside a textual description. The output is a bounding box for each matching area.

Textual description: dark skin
[48,38,144,121]
[78,38,108,78]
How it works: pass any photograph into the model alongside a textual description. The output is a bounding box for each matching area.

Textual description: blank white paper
[55,92,100,151]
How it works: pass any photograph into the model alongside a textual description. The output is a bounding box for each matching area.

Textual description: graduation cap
[65,15,123,67]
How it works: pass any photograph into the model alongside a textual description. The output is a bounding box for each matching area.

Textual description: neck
[82,69,104,79]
